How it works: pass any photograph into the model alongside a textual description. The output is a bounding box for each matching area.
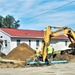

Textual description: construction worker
[35,47,40,62]
[47,45,54,65]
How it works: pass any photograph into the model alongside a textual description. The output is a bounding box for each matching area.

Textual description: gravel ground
[0,62,75,75]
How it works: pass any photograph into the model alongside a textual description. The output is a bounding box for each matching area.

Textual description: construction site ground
[0,61,75,75]
[0,54,75,75]
[0,43,75,75]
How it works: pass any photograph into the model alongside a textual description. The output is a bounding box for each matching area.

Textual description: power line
[25,1,75,21]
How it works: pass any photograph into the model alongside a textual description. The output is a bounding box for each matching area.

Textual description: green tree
[14,20,20,28]
[0,16,5,27]
[3,15,20,28]
[0,15,20,28]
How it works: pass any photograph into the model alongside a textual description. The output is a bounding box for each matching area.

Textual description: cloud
[0,0,75,30]
[0,0,69,17]
[20,10,75,30]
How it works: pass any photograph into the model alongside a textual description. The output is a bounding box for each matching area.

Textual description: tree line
[0,15,20,29]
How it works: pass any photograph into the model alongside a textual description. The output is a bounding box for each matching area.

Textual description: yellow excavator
[26,26,75,65]
[42,26,75,62]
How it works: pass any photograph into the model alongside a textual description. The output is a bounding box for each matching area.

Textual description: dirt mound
[4,43,35,61]
[54,53,74,61]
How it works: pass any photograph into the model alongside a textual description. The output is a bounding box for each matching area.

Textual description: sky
[0,0,75,30]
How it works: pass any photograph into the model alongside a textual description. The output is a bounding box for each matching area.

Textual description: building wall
[50,38,69,51]
[10,37,69,52]
[10,38,42,51]
[0,31,11,55]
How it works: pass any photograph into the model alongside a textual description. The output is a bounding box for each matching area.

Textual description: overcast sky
[0,0,75,30]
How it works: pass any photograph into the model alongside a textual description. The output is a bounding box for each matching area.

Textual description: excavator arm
[51,27,75,44]
[42,26,75,61]
[42,26,52,61]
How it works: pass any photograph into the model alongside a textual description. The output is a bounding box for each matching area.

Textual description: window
[29,40,31,46]
[5,40,7,46]
[36,40,39,46]
[65,41,67,46]
[17,40,20,46]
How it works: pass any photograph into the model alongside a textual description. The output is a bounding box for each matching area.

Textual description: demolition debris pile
[4,43,35,61]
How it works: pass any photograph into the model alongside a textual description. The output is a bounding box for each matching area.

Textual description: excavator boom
[42,26,52,61]
[42,26,75,61]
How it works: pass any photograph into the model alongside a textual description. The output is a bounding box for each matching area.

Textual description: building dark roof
[0,28,68,38]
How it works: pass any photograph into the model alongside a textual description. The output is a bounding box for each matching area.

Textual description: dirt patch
[3,43,35,61]
[1,44,75,68]
[54,51,75,61]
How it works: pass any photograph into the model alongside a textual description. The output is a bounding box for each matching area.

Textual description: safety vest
[35,49,40,56]
[47,46,53,54]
